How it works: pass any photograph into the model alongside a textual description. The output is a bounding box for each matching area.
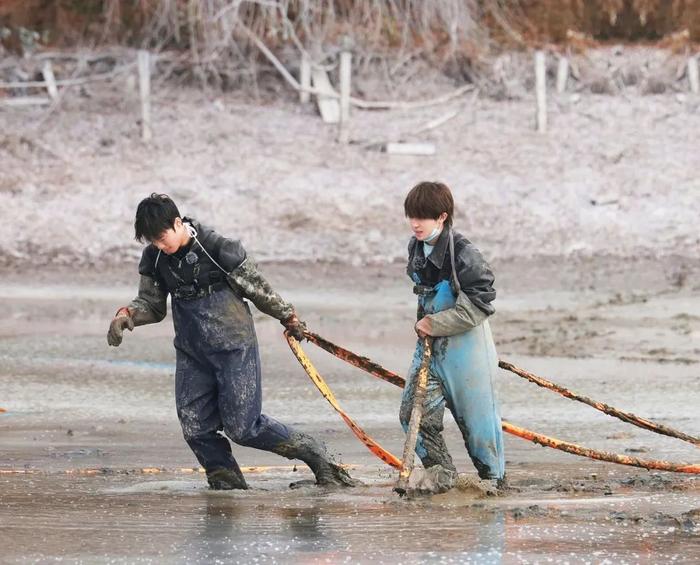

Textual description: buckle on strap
[413,284,435,296]
[173,281,228,300]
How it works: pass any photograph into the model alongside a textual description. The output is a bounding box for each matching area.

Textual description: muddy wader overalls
[125,218,355,489]
[400,228,505,487]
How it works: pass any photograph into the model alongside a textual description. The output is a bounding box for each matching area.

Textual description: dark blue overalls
[139,224,292,475]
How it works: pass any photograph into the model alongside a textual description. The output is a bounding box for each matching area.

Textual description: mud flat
[1,261,698,562]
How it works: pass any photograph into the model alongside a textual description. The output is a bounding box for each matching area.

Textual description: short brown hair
[404,181,454,227]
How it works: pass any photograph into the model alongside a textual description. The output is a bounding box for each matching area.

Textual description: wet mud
[1,261,699,562]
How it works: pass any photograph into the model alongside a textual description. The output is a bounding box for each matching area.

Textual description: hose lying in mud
[498,361,700,446]
[287,331,700,475]
[305,332,699,447]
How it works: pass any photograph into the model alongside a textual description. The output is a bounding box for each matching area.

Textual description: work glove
[108,308,134,347]
[282,312,307,341]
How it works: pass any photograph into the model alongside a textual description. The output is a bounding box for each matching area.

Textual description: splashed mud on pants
[400,279,506,481]
[172,287,314,479]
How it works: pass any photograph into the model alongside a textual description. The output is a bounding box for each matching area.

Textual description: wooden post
[688,55,699,95]
[338,38,352,143]
[556,56,568,94]
[394,337,432,496]
[299,52,311,104]
[41,61,58,100]
[535,50,547,133]
[137,50,152,143]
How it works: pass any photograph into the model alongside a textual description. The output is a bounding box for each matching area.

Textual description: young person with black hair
[402,181,505,492]
[108,193,357,490]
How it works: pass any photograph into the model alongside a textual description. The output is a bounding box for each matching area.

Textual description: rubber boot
[406,464,456,496]
[206,466,248,490]
[272,431,360,487]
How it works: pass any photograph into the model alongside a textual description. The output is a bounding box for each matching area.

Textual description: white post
[688,55,699,94]
[300,52,311,104]
[338,47,352,143]
[138,50,152,143]
[556,56,569,94]
[42,61,58,100]
[535,50,547,133]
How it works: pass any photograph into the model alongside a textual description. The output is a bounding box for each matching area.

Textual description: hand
[414,317,433,338]
[108,309,134,347]
[282,312,307,341]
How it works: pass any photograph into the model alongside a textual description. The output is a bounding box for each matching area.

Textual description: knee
[224,418,258,445]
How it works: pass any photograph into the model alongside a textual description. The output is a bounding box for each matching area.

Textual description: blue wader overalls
[400,233,506,480]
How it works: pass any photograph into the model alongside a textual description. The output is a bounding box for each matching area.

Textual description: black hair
[404,181,454,227]
[134,193,181,242]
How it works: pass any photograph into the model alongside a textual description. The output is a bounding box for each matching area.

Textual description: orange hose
[499,360,699,446]
[286,334,402,469]
[297,330,700,474]
[503,421,700,473]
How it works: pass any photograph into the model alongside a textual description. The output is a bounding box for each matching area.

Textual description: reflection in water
[4,474,697,563]
[175,489,508,563]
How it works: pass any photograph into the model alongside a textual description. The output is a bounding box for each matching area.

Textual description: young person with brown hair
[402,181,505,492]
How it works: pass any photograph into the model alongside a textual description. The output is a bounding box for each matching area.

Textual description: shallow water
[2,470,698,564]
[1,279,699,562]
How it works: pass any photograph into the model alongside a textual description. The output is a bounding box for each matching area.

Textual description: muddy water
[1,268,699,563]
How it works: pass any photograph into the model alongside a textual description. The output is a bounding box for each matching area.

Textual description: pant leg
[210,341,291,452]
[436,321,505,480]
[175,348,240,472]
[399,341,456,472]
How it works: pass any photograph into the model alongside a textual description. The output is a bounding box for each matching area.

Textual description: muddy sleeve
[454,243,496,316]
[127,275,168,326]
[227,258,295,321]
[425,291,490,337]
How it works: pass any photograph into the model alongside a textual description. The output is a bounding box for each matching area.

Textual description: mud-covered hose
[297,330,700,475]
[395,337,432,495]
[285,333,402,468]
[305,331,699,447]
[499,360,699,447]
[503,421,700,473]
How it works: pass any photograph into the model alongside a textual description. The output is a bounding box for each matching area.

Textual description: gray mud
[1,262,699,563]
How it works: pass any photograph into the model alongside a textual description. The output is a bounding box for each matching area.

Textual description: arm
[227,258,294,321]
[107,275,168,347]
[203,231,303,337]
[421,242,496,337]
[127,275,168,326]
[424,291,490,337]
[107,246,168,347]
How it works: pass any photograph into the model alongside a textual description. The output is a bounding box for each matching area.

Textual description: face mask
[424,226,442,244]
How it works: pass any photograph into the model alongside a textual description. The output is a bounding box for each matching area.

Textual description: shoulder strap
[448,229,461,296]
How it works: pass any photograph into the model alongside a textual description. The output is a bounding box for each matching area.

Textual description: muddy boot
[272,431,360,488]
[478,476,509,497]
[406,464,456,496]
[206,466,249,490]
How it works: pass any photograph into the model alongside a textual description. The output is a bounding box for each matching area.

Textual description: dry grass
[1,1,698,90]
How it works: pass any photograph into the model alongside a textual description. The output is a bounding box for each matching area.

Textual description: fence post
[300,52,311,104]
[556,56,568,94]
[535,50,547,133]
[688,55,699,94]
[338,37,353,143]
[42,61,58,100]
[138,50,152,143]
